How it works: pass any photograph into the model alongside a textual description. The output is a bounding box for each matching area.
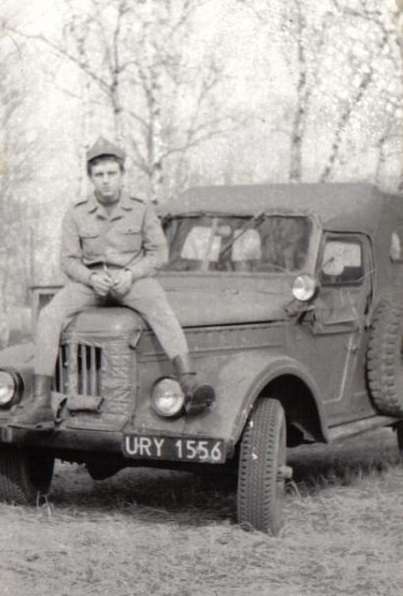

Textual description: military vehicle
[0,183,402,534]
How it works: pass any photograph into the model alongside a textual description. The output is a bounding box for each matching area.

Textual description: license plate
[123,435,225,463]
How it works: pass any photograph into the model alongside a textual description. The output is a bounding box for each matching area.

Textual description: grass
[0,428,402,596]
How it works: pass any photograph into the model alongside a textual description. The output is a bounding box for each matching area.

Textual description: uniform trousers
[34,277,188,376]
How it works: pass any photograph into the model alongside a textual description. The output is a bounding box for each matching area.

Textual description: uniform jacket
[60,191,168,285]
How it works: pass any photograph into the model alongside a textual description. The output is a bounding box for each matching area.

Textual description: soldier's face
[90,159,123,202]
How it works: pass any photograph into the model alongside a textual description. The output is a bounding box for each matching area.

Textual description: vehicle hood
[62,273,294,337]
[65,307,145,338]
[159,273,293,326]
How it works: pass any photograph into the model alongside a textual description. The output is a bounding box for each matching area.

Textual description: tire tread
[237,398,286,534]
[366,299,403,416]
[0,447,54,505]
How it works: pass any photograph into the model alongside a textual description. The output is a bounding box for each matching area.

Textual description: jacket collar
[84,190,134,217]
[119,191,135,211]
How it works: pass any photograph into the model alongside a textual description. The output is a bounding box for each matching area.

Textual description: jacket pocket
[115,225,142,252]
[80,228,101,257]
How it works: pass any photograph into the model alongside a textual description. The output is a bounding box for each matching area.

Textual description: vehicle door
[298,232,374,423]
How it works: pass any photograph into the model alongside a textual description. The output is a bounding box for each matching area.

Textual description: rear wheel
[237,397,288,535]
[367,299,403,416]
[0,447,54,504]
[396,421,403,460]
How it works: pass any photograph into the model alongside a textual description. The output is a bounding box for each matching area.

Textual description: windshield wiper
[219,211,266,258]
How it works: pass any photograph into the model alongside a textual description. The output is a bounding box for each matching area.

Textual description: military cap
[86,136,126,162]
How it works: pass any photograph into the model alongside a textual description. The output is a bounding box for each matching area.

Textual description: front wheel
[237,397,288,535]
[396,421,403,461]
[0,446,54,504]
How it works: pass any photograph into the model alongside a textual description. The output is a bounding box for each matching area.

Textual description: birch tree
[0,21,41,344]
[16,0,238,202]
[394,0,403,189]
[240,0,400,185]
[319,0,400,182]
[272,2,335,182]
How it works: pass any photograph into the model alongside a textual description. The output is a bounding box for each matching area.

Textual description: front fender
[183,351,328,447]
[0,343,35,398]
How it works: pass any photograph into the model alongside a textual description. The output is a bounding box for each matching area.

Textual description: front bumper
[0,423,231,464]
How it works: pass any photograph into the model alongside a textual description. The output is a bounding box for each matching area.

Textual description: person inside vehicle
[13,136,215,430]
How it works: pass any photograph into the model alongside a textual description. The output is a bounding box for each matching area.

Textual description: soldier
[14,137,214,430]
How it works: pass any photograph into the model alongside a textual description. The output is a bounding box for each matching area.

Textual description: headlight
[0,371,17,406]
[292,274,316,302]
[151,378,185,418]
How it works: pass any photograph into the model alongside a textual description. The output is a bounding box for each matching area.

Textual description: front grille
[53,344,68,394]
[77,344,102,395]
[53,343,102,396]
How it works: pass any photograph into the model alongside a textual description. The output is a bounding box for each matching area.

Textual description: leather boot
[11,375,55,431]
[172,354,215,415]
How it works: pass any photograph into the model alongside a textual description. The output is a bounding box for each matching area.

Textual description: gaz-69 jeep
[0,182,403,535]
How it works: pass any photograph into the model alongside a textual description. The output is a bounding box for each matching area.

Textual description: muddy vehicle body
[1,182,403,534]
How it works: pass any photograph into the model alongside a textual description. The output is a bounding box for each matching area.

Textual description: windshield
[162,214,312,273]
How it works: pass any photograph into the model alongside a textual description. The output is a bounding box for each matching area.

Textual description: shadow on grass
[287,427,400,494]
[48,428,401,525]
[50,465,238,525]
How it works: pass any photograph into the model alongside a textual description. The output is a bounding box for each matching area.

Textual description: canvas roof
[164,183,403,235]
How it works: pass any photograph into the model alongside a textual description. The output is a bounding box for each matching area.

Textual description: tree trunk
[288,5,308,183]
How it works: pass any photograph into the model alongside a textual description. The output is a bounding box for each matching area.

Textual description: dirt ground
[1,428,402,596]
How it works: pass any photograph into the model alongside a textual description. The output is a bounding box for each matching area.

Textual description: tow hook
[278,465,293,480]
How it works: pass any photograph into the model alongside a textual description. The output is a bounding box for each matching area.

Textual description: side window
[320,237,364,286]
[390,230,403,262]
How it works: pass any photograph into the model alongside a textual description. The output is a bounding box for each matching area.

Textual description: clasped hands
[90,269,133,298]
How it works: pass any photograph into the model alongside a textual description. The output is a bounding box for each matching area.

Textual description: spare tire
[367,298,403,417]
